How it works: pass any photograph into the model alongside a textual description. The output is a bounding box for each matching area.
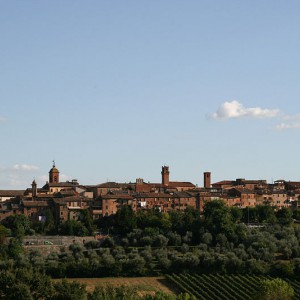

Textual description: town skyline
[0,161,299,191]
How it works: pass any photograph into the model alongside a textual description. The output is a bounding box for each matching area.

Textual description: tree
[230,206,243,223]
[203,200,235,236]
[52,279,87,300]
[0,225,10,244]
[44,208,56,234]
[59,220,89,236]
[256,205,276,224]
[1,214,31,238]
[115,205,137,234]
[276,208,293,226]
[255,278,294,300]
[79,210,95,235]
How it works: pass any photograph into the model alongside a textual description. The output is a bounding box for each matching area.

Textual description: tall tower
[31,179,37,198]
[161,166,170,186]
[49,161,59,183]
[204,172,211,189]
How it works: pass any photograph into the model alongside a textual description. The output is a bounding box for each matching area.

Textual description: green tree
[2,214,31,238]
[203,200,235,236]
[59,220,89,236]
[276,208,293,226]
[80,210,95,235]
[44,208,56,233]
[0,225,10,244]
[230,206,243,223]
[255,278,294,300]
[256,205,276,224]
[52,279,87,300]
[115,205,137,234]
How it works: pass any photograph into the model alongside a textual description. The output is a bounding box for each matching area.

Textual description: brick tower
[161,166,170,186]
[204,172,211,189]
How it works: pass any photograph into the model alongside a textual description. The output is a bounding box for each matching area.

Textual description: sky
[1,1,300,189]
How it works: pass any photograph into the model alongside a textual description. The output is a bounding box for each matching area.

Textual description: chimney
[161,166,170,186]
[204,172,211,189]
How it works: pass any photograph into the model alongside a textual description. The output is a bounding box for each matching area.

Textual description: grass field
[63,277,176,296]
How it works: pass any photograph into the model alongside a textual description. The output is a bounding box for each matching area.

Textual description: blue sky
[1,1,300,189]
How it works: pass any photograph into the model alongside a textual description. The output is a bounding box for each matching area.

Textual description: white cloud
[60,174,71,182]
[275,123,300,131]
[211,100,280,120]
[0,117,5,122]
[13,164,39,171]
[282,114,300,121]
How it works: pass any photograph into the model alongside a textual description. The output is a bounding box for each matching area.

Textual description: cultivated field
[166,273,300,300]
[63,277,176,295]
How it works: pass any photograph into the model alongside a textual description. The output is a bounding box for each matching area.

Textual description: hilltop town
[0,163,298,225]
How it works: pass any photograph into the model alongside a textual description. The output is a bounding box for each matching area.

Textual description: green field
[166,274,300,300]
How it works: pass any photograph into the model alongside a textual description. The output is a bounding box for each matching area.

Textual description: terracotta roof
[168,181,195,188]
[212,180,234,185]
[135,192,170,198]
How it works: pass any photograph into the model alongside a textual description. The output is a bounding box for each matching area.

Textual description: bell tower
[49,161,59,183]
[161,166,170,186]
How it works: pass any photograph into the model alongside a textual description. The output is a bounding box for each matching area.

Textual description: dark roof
[22,201,49,207]
[45,182,77,188]
[25,188,48,193]
[0,190,25,197]
[101,193,133,200]
[241,180,267,184]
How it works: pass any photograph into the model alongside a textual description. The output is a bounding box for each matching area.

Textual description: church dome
[49,161,59,173]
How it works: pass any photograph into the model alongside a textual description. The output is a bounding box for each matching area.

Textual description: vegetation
[166,274,299,300]
[1,200,300,298]
[256,278,295,300]
[0,268,190,300]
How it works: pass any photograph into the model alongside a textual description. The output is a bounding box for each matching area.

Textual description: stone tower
[161,166,170,186]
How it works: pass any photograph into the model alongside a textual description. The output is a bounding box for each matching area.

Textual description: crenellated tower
[161,166,170,186]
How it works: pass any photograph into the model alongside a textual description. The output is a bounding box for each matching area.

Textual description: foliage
[255,278,294,300]
[52,279,87,300]
[115,205,137,234]
[59,220,89,236]
[1,214,31,237]
[167,274,298,300]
